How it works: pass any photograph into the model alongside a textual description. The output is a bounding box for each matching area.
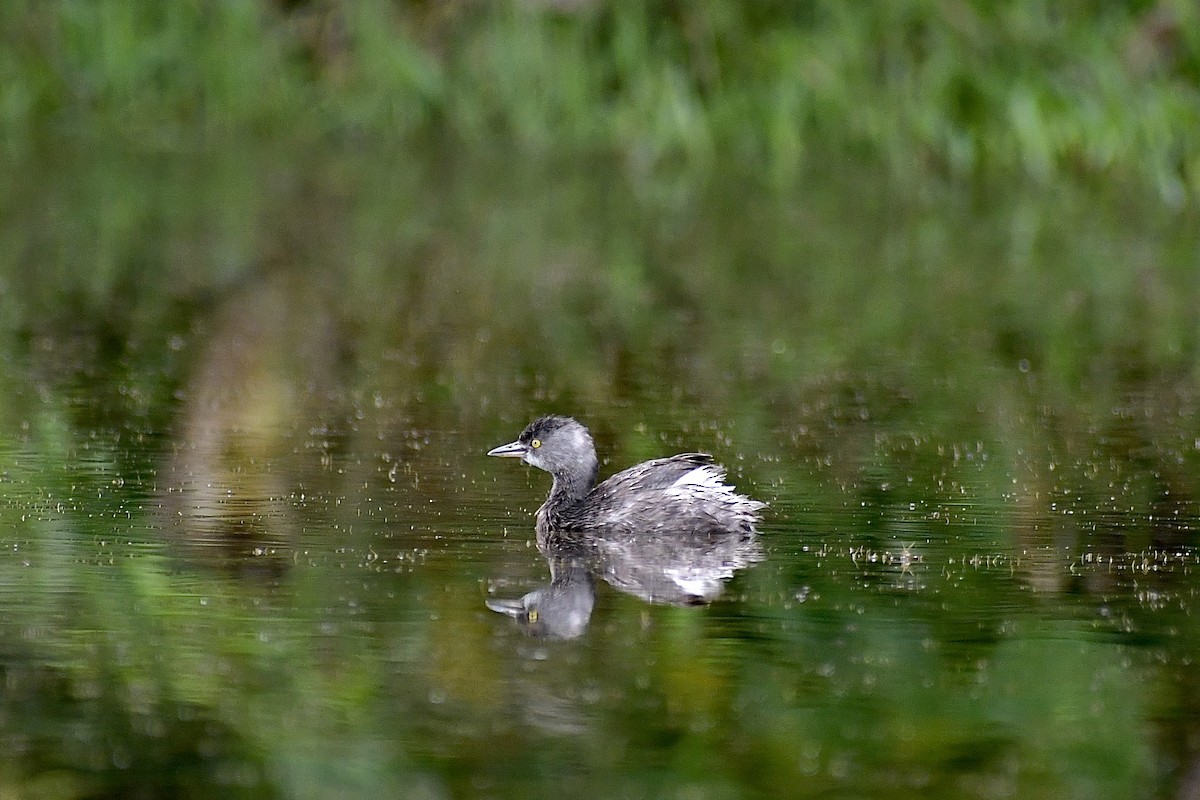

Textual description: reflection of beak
[485,597,525,617]
[486,440,527,458]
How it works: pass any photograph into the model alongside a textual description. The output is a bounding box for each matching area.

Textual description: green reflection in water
[0,143,1196,798]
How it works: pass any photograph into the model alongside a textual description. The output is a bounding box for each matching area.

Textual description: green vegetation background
[4,0,1200,408]
[1,3,1200,798]
[4,1,1199,198]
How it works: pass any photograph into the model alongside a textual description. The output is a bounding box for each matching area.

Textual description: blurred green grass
[3,1,1199,200]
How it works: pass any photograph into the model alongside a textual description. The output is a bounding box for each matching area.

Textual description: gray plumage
[487,415,765,545]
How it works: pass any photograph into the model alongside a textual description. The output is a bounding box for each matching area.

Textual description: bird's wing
[591,453,718,497]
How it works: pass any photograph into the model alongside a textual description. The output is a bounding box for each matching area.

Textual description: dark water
[1,144,1199,799]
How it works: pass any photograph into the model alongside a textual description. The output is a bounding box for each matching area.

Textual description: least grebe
[487,415,765,543]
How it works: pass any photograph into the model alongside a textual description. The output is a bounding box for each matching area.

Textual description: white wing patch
[666,465,728,494]
[666,569,723,599]
[662,464,766,522]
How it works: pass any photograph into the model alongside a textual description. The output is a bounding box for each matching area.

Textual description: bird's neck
[536,457,598,543]
[549,466,596,507]
[539,460,598,524]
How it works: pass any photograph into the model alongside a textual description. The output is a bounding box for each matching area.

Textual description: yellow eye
[528,609,539,622]
[531,439,541,449]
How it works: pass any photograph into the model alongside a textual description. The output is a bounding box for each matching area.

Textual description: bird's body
[488,415,764,546]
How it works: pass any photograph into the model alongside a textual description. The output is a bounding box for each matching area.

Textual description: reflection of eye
[528,609,539,622]
[531,439,542,449]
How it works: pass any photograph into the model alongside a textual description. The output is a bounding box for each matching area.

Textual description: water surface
[1,144,1198,799]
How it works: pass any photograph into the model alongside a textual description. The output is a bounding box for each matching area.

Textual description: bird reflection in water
[487,556,597,639]
[486,415,765,638]
[487,529,763,639]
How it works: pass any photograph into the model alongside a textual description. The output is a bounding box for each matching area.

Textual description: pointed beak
[486,440,527,458]
[485,597,526,617]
